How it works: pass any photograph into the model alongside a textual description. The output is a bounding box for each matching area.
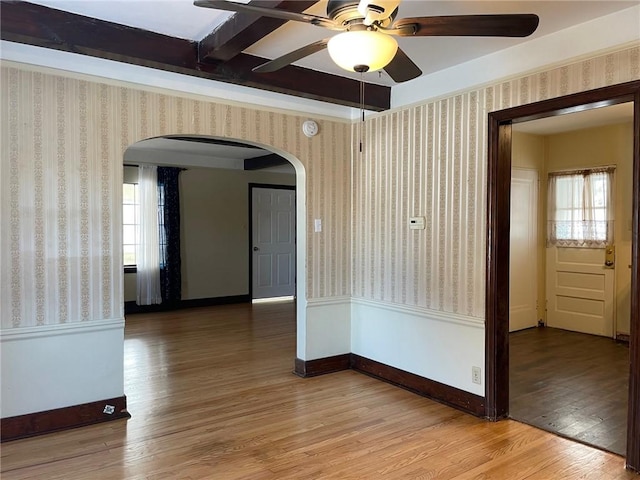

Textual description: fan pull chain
[359,72,364,154]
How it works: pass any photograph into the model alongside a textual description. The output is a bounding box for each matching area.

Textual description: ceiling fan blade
[253,39,330,73]
[194,0,341,30]
[383,47,422,83]
[392,14,539,37]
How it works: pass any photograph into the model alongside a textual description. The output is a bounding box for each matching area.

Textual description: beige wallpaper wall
[353,46,640,318]
[0,68,352,329]
[2,45,638,329]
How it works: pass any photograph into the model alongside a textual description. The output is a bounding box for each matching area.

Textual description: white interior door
[510,168,539,332]
[251,187,296,300]
[546,246,614,337]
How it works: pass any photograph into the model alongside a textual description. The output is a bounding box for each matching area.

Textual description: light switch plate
[409,216,425,230]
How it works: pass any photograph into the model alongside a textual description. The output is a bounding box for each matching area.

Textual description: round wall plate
[302,120,319,137]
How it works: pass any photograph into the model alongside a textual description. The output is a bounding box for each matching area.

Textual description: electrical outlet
[472,366,482,385]
[103,404,115,415]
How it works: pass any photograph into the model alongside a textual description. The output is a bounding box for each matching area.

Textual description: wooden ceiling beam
[198,0,317,62]
[207,53,389,110]
[1,2,390,111]
[244,153,288,170]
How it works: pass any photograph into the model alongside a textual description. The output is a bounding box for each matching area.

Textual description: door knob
[253,246,259,251]
[604,244,615,268]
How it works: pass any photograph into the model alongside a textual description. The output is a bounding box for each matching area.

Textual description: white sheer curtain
[547,167,614,248]
[136,164,162,305]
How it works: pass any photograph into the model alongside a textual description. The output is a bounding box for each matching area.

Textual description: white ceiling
[28,0,640,86]
[134,137,269,159]
[30,0,235,40]
[125,136,297,172]
[513,102,635,135]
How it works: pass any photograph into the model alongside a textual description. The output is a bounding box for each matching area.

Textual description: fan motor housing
[327,0,399,26]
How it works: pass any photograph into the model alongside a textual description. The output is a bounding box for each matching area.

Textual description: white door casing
[546,246,615,337]
[509,168,539,332]
[251,187,296,299]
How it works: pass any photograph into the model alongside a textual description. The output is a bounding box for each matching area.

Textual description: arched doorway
[122,135,308,360]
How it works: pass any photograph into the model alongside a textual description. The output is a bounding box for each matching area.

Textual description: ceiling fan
[194,0,540,83]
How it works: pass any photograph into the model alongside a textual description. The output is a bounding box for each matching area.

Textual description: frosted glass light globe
[327,30,398,73]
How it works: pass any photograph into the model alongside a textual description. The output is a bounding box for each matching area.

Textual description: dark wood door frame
[485,80,640,471]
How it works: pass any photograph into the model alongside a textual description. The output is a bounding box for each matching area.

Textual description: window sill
[124,266,137,274]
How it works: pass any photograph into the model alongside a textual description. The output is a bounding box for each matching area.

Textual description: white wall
[180,167,295,300]
[351,299,485,396]
[0,320,124,417]
[305,297,352,359]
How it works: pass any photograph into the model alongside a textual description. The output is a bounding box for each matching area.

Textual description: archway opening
[121,134,308,360]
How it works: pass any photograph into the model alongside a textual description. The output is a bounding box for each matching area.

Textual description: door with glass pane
[545,168,615,337]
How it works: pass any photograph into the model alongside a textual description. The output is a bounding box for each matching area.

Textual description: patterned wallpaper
[352,45,640,318]
[2,45,638,329]
[0,69,352,328]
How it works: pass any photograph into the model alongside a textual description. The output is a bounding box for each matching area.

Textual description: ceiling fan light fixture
[327,30,398,73]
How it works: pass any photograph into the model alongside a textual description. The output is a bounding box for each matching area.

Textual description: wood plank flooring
[510,327,630,456]
[2,303,636,479]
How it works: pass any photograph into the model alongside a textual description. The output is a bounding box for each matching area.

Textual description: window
[123,165,181,281]
[123,182,140,267]
[547,167,614,248]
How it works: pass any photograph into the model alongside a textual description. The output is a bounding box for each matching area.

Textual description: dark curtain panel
[157,167,183,304]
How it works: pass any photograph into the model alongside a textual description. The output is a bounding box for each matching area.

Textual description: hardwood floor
[2,303,636,479]
[510,327,630,456]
